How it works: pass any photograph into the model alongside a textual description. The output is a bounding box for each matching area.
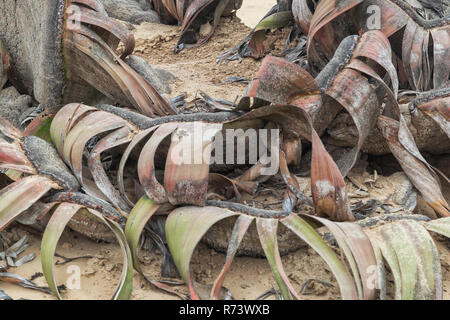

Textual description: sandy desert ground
[2,0,450,301]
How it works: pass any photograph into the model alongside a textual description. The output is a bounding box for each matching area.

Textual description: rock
[0,0,66,109]
[326,105,450,155]
[24,136,80,191]
[0,86,32,128]
[125,55,175,94]
[0,41,8,90]
[203,216,307,257]
[100,0,160,24]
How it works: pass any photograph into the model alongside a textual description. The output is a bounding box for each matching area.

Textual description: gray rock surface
[100,0,160,24]
[125,55,176,94]
[0,0,65,109]
[0,86,32,128]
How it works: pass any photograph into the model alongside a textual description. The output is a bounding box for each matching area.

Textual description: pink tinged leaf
[0,119,35,174]
[281,133,302,167]
[50,103,96,155]
[431,27,450,89]
[165,206,238,299]
[164,122,222,206]
[337,222,377,300]
[418,96,450,139]
[0,142,35,175]
[353,0,408,37]
[311,129,354,222]
[281,213,358,299]
[118,127,158,207]
[62,111,128,185]
[69,28,172,118]
[75,6,135,59]
[114,59,175,117]
[312,217,377,300]
[86,33,175,117]
[162,0,180,21]
[138,122,179,203]
[180,0,214,32]
[326,67,378,176]
[0,176,58,231]
[246,56,320,105]
[307,0,364,67]
[176,0,185,21]
[210,215,253,299]
[257,218,301,300]
[402,21,429,91]
[347,59,440,187]
[378,115,450,217]
[0,117,22,138]
[71,0,106,12]
[353,30,399,98]
[292,0,314,35]
[88,127,134,213]
[347,58,397,104]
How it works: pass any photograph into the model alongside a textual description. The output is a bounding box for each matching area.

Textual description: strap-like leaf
[292,0,314,34]
[378,115,450,217]
[0,176,57,230]
[210,215,253,299]
[308,215,377,299]
[307,0,364,68]
[138,123,179,203]
[75,5,135,59]
[369,220,442,300]
[0,118,36,174]
[165,206,238,299]
[50,103,96,155]
[281,213,358,299]
[257,218,299,300]
[164,122,222,206]
[41,203,133,300]
[248,11,294,58]
[118,127,158,207]
[311,128,354,221]
[425,217,450,238]
[125,196,160,274]
[88,127,134,213]
[125,196,188,299]
[61,110,129,185]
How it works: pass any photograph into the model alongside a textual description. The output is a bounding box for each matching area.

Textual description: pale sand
[237,0,276,27]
